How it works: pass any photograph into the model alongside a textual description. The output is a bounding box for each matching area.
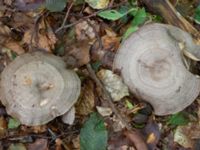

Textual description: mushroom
[113,23,200,115]
[0,52,81,126]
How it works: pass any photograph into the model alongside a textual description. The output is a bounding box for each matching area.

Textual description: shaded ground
[0,0,200,149]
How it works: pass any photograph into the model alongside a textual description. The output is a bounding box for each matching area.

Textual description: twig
[30,11,48,51]
[60,1,128,30]
[55,2,74,33]
[86,64,132,130]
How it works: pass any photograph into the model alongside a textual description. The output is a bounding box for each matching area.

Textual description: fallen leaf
[72,135,80,149]
[167,112,189,126]
[64,40,90,67]
[75,20,99,40]
[97,69,129,101]
[8,118,21,129]
[27,139,48,150]
[4,40,25,55]
[111,115,125,132]
[76,80,95,115]
[101,35,120,51]
[45,0,67,12]
[0,116,7,137]
[174,122,200,149]
[55,138,62,150]
[85,0,109,9]
[23,18,57,52]
[96,106,112,117]
[80,113,108,150]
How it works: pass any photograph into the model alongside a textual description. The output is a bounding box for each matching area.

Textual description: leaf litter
[0,0,200,149]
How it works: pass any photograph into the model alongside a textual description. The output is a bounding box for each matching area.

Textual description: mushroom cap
[113,23,200,115]
[0,52,81,125]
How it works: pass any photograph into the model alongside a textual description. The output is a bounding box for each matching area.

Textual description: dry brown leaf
[12,12,34,29]
[4,40,25,54]
[75,20,99,40]
[97,69,129,101]
[75,80,95,115]
[174,122,200,149]
[72,135,80,149]
[23,18,57,52]
[101,35,120,51]
[55,138,62,150]
[27,139,48,150]
[0,116,7,137]
[64,40,90,67]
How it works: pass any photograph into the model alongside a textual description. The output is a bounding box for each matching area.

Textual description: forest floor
[0,0,200,150]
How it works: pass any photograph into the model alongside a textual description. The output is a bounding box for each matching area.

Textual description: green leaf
[98,8,137,21]
[8,118,21,129]
[80,113,108,150]
[125,100,134,109]
[45,0,67,12]
[98,10,124,21]
[123,25,138,40]
[167,112,189,126]
[131,8,147,26]
[194,5,200,24]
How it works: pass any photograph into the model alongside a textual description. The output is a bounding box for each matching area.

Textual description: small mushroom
[113,23,200,115]
[0,52,81,125]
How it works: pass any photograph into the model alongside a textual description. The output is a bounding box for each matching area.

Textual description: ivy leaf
[80,113,108,150]
[8,118,21,129]
[194,5,200,24]
[131,8,147,26]
[167,112,189,126]
[45,0,67,12]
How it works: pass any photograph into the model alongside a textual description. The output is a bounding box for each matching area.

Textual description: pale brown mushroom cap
[114,23,200,115]
[0,52,81,125]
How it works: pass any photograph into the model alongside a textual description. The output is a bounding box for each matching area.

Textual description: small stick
[55,2,74,33]
[60,1,127,30]
[86,64,132,130]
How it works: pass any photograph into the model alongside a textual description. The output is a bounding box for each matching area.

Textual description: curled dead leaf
[23,18,57,52]
[75,20,99,40]
[97,69,129,101]
[64,40,90,67]
[101,35,120,51]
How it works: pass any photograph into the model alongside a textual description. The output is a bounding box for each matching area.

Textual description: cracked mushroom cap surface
[0,52,81,126]
[113,23,200,115]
